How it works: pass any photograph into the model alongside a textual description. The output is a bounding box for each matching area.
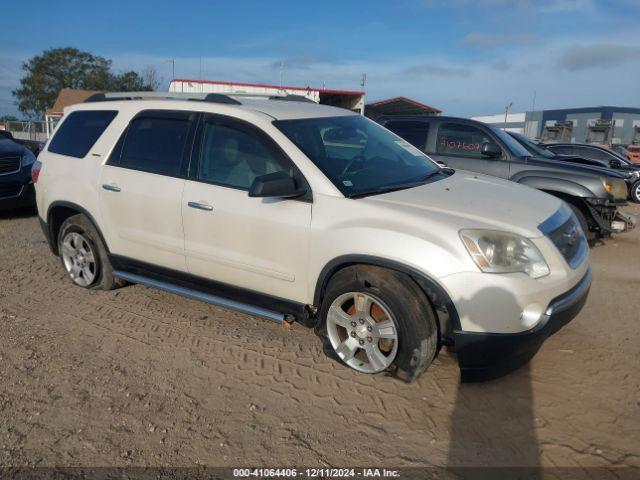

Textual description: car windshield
[274,115,443,197]
[488,126,532,158]
[508,131,556,159]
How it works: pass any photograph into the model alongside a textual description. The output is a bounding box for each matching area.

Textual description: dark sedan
[0,133,37,210]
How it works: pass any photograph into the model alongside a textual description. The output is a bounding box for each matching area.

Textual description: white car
[34,92,592,381]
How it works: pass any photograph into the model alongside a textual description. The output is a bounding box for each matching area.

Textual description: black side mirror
[481,142,502,158]
[248,171,307,199]
[610,159,622,169]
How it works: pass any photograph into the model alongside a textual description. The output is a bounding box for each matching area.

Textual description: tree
[0,115,19,122]
[110,70,151,91]
[13,47,159,118]
[13,48,112,118]
[141,67,163,91]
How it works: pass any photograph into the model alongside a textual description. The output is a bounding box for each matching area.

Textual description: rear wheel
[318,265,438,382]
[58,214,124,290]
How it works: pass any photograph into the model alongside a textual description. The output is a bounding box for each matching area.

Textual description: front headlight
[460,229,550,279]
[21,149,36,168]
[601,177,628,200]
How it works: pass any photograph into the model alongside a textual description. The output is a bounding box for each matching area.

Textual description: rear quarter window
[48,110,118,158]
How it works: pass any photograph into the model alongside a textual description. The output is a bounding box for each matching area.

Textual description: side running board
[113,270,285,324]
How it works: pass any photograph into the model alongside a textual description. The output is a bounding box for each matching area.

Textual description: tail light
[31,160,42,183]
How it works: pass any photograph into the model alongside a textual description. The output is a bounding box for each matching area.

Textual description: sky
[1,0,640,118]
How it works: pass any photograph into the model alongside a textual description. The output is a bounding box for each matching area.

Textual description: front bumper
[0,181,35,210]
[454,267,592,382]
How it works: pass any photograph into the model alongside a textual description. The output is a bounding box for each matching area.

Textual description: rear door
[181,114,312,303]
[99,110,196,272]
[427,121,510,178]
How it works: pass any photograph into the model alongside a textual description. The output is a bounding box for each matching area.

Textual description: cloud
[538,0,594,12]
[558,44,640,71]
[463,32,539,48]
[401,63,472,77]
[425,0,593,12]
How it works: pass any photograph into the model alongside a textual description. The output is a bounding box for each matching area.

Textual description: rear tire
[58,214,124,290]
[317,265,438,382]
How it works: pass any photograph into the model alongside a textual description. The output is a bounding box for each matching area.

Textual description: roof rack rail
[83,91,318,106]
[268,94,315,103]
[83,91,242,105]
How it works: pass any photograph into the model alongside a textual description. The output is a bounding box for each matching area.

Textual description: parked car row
[507,134,640,204]
[380,115,636,243]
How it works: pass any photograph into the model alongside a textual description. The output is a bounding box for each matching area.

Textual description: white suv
[35,92,592,381]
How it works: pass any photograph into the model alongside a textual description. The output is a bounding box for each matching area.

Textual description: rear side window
[384,121,429,150]
[48,110,117,158]
[436,123,492,157]
[120,117,190,176]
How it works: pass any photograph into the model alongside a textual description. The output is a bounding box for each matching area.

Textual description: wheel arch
[314,255,461,342]
[46,201,110,256]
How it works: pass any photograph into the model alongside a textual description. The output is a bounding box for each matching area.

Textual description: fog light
[611,220,626,232]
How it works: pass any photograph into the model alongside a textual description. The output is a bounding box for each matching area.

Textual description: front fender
[515,175,598,198]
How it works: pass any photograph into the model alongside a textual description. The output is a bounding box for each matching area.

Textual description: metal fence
[3,119,59,141]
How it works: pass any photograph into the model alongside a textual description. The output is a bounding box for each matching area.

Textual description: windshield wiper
[348,171,443,199]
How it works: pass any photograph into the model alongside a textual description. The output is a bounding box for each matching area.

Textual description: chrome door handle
[102,183,121,192]
[188,201,213,211]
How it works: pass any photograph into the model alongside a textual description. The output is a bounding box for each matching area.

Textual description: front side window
[198,121,290,189]
[549,146,574,156]
[120,117,190,176]
[275,115,441,197]
[436,123,494,157]
[48,110,117,158]
[384,121,429,151]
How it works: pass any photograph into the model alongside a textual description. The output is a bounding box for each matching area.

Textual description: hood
[524,154,626,179]
[0,139,27,156]
[363,171,561,237]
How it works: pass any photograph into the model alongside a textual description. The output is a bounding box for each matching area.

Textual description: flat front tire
[318,265,438,382]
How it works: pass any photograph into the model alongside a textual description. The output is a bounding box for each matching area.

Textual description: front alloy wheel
[61,231,98,287]
[631,180,640,204]
[326,291,399,373]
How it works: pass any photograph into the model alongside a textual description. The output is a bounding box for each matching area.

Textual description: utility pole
[531,90,537,112]
[360,73,367,116]
[166,59,175,91]
[279,61,285,90]
[504,102,513,130]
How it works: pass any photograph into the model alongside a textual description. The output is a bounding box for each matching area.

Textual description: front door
[429,122,510,178]
[181,115,312,303]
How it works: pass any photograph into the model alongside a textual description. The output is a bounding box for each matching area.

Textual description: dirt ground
[0,204,638,473]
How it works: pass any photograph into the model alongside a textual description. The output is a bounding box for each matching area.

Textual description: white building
[471,112,526,134]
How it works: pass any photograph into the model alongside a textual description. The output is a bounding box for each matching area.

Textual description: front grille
[0,155,21,175]
[546,214,587,268]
